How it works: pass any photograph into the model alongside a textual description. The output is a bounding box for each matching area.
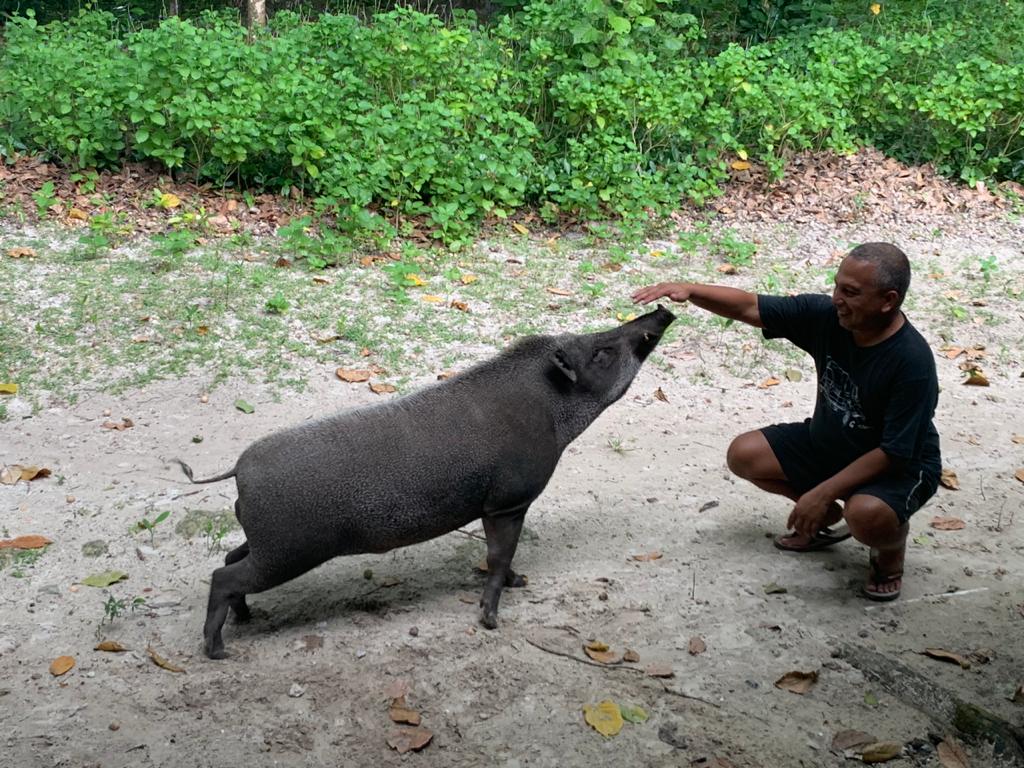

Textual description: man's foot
[774,502,846,551]
[862,547,904,602]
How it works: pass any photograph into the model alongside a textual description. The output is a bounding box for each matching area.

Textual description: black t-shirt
[758,293,941,474]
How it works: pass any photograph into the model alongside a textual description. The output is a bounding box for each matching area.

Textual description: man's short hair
[848,242,911,304]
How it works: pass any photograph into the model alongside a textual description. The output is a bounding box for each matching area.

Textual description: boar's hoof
[480,611,499,630]
[506,572,528,588]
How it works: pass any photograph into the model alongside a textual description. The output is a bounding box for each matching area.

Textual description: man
[632,242,941,601]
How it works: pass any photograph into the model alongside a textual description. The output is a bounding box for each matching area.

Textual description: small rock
[109,723,120,731]
[356,649,366,659]
[288,683,306,698]
[657,722,688,750]
[65,495,76,504]
[81,540,108,558]
[409,627,419,637]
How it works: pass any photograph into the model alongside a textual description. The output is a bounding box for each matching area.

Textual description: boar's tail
[173,458,237,484]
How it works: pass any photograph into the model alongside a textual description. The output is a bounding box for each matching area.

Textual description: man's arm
[788,448,894,536]
[632,283,763,328]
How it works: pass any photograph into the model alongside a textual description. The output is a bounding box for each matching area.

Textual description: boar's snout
[629,305,675,360]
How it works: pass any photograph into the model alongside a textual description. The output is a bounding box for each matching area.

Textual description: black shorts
[760,420,939,525]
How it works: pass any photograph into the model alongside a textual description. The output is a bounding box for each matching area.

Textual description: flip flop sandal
[773,524,852,552]
[862,552,903,602]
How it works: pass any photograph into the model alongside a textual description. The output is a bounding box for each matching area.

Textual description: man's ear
[550,349,577,383]
[882,289,900,313]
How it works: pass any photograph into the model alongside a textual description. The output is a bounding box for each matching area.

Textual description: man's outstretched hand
[632,282,692,305]
[788,489,834,538]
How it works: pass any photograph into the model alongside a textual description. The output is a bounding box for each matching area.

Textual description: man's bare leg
[845,494,907,599]
[726,430,843,545]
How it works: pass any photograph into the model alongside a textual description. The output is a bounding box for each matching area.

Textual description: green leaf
[608,15,631,34]
[581,52,601,68]
[864,691,879,706]
[81,570,129,588]
[135,129,150,144]
[154,510,170,525]
[234,399,255,414]
[619,703,649,723]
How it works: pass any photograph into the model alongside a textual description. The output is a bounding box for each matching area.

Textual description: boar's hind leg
[479,506,528,630]
[204,556,269,659]
[223,541,252,621]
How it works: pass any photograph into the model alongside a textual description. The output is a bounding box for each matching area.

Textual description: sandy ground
[2,209,1023,768]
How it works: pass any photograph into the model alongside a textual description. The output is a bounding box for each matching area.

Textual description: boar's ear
[549,349,578,383]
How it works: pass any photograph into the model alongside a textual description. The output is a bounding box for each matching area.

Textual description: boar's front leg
[479,506,528,630]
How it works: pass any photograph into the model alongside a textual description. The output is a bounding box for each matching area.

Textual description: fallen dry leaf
[512,223,529,235]
[936,736,970,768]
[859,741,903,763]
[631,551,663,562]
[690,758,737,768]
[962,369,989,386]
[0,534,52,549]
[275,257,292,268]
[584,646,622,664]
[369,383,397,394]
[101,418,134,431]
[584,640,609,652]
[388,705,421,726]
[644,663,674,678]
[386,726,433,753]
[939,468,960,490]
[450,300,469,312]
[0,382,17,394]
[0,465,52,485]
[68,207,89,221]
[49,656,75,676]
[923,648,971,669]
[421,294,443,303]
[336,368,371,383]
[460,274,477,285]
[731,160,751,171]
[312,276,332,285]
[1011,434,1024,445]
[941,345,965,359]
[774,670,818,695]
[146,646,185,673]
[653,387,669,403]
[383,678,412,702]
[758,377,781,388]
[688,636,707,656]
[582,699,623,737]
[623,649,640,663]
[1011,682,1023,703]
[94,641,128,652]
[716,263,738,275]
[930,516,966,531]
[6,247,36,258]
[1015,468,1024,485]
[545,287,572,296]
[831,730,876,754]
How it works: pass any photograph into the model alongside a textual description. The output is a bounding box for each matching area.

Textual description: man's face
[832,257,898,332]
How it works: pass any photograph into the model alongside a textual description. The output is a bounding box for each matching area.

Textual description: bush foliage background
[1,0,1022,240]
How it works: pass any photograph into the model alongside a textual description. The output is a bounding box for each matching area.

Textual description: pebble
[288,683,305,698]
[356,649,366,659]
[409,627,419,637]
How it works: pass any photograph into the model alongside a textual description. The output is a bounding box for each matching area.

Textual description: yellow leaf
[616,312,636,322]
[1014,468,1024,484]
[939,468,960,490]
[737,148,749,160]
[584,647,622,664]
[449,300,470,313]
[0,383,17,394]
[146,646,185,673]
[512,223,529,235]
[405,273,426,287]
[158,193,181,209]
[94,641,129,652]
[584,640,609,652]
[369,383,397,394]
[649,250,664,258]
[5,247,35,258]
[731,160,751,171]
[870,3,881,15]
[49,655,75,676]
[68,208,89,221]
[421,295,443,303]
[582,700,624,737]
[460,274,478,285]
[861,741,902,762]
[758,377,781,388]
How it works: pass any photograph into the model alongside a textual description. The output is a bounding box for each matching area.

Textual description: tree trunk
[837,642,1024,763]
[167,0,180,17]
[245,0,267,34]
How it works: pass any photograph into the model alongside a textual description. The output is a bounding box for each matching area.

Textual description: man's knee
[726,430,775,480]
[844,495,905,546]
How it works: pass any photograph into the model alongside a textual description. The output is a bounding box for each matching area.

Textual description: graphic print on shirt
[819,358,869,430]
